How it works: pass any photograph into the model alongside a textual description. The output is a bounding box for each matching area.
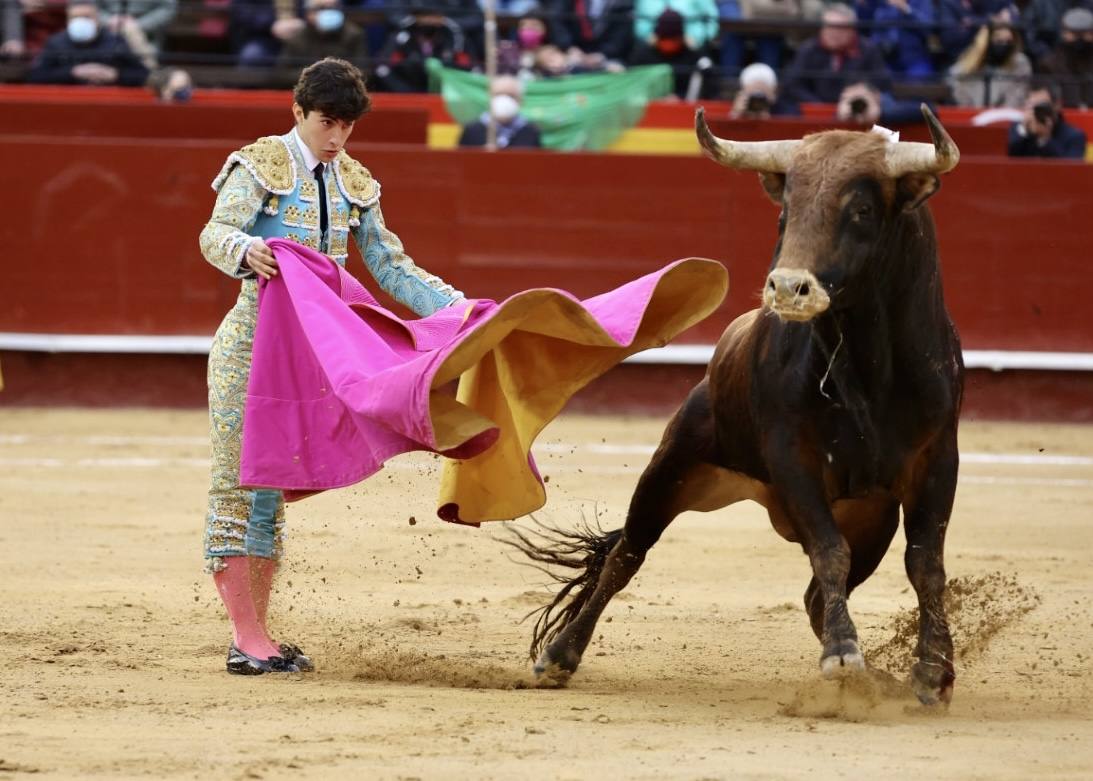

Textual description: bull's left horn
[695,107,800,173]
[883,104,960,177]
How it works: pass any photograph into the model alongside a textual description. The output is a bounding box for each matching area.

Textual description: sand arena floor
[0,408,1091,780]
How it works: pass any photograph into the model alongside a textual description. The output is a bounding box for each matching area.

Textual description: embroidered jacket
[199,132,462,317]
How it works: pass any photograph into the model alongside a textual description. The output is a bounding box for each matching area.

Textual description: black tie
[313,162,328,236]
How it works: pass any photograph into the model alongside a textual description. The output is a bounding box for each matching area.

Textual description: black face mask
[986,42,1015,65]
[1063,39,1093,57]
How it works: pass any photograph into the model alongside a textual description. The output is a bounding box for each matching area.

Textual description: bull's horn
[883,104,960,177]
[695,106,800,173]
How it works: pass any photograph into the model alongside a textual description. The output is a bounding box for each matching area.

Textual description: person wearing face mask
[629,8,719,98]
[458,75,543,149]
[948,15,1032,107]
[275,0,367,86]
[27,0,148,85]
[1039,7,1093,109]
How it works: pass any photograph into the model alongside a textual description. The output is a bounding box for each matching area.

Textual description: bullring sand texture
[0,410,1090,779]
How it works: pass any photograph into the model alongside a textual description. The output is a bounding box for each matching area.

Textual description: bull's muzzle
[764,269,831,322]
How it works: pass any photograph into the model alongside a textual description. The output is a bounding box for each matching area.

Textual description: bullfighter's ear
[896,172,940,212]
[758,172,785,204]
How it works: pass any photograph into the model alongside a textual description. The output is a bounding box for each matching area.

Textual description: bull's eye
[852,204,873,221]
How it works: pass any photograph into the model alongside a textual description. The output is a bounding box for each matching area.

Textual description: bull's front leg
[767,445,864,677]
[901,430,959,705]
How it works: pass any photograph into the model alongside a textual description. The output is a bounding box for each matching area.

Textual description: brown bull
[514,106,964,705]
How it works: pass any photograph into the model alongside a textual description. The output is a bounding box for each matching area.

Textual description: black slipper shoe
[278,643,314,672]
[226,645,300,675]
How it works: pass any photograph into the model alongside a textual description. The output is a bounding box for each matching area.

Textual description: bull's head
[696,106,959,323]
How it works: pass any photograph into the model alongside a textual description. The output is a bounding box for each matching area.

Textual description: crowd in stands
[1,0,1089,155]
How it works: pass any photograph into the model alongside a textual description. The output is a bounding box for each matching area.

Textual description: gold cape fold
[433,257,729,524]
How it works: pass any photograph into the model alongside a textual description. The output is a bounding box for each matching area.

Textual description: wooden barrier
[2,136,1091,356]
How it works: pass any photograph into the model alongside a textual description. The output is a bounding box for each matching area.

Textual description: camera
[849,97,869,117]
[745,93,771,114]
[1032,102,1055,125]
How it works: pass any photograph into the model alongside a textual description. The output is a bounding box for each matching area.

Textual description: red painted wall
[2,136,1091,352]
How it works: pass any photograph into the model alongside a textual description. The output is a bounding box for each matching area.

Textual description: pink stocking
[249,557,277,634]
[213,556,281,659]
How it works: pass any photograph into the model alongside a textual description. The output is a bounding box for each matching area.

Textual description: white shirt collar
[292,127,322,173]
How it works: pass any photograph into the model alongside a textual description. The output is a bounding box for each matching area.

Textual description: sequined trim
[210,136,297,196]
[332,152,381,208]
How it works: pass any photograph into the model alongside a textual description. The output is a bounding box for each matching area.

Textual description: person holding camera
[1007,82,1088,157]
[729,62,801,118]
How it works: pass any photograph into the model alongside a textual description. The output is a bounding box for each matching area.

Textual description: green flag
[427,59,674,151]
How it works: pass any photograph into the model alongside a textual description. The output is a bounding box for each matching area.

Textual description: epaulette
[210,136,297,195]
[332,151,381,208]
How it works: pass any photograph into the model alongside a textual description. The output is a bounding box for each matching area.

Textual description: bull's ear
[758,172,786,204]
[896,172,940,212]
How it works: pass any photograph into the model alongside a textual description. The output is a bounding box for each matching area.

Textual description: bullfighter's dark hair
[293,58,371,122]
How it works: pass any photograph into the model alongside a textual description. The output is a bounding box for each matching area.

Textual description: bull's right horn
[695,106,801,173]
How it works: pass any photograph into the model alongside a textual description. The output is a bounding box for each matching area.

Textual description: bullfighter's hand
[244,239,279,280]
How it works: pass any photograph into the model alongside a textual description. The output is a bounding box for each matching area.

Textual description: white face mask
[490,94,520,123]
[67,16,98,43]
[314,8,344,32]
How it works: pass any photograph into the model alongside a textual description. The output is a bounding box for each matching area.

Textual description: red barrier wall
[2,137,1092,352]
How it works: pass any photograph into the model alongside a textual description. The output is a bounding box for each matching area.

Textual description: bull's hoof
[911,659,955,706]
[533,646,581,688]
[820,640,865,679]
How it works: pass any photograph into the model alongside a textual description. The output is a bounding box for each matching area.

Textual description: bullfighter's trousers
[203,282,285,573]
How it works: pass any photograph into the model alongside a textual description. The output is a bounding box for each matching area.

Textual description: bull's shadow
[512,106,964,707]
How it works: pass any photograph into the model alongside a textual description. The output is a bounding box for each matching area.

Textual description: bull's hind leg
[513,382,724,686]
[902,431,959,705]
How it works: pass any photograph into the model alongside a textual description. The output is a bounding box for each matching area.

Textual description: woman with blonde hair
[948,15,1031,107]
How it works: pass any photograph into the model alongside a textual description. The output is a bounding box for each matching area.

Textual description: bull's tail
[504,519,624,661]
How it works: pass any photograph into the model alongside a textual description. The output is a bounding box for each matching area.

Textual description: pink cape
[240,239,728,524]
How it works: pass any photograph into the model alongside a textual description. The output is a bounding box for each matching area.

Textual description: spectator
[937,0,1014,61]
[835,79,930,124]
[630,9,718,98]
[546,0,634,64]
[27,0,148,85]
[948,16,1031,107]
[532,41,619,74]
[634,0,718,51]
[98,0,176,54]
[229,0,288,68]
[1038,6,1093,108]
[276,0,367,82]
[782,3,892,103]
[496,13,549,75]
[856,0,936,79]
[729,61,801,117]
[1019,0,1087,67]
[3,0,69,61]
[1007,82,1088,156]
[458,74,543,148]
[373,13,474,92]
[148,64,192,100]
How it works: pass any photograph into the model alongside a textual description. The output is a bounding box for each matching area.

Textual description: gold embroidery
[333,152,380,207]
[298,179,318,202]
[301,206,319,229]
[281,204,302,227]
[329,230,348,258]
[211,136,295,195]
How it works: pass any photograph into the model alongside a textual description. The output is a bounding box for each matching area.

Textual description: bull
[513,106,964,705]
